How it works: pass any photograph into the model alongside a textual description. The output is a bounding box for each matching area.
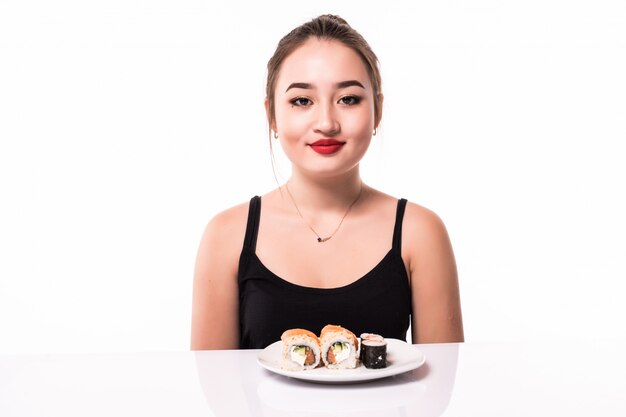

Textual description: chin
[301,162,360,179]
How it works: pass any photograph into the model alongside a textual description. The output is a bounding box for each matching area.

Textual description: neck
[285,169,364,213]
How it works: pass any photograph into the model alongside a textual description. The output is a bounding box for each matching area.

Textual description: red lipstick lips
[309,139,345,155]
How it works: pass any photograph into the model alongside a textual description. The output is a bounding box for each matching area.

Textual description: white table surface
[1,341,624,416]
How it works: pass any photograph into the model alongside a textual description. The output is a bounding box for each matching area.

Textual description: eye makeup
[288,95,362,107]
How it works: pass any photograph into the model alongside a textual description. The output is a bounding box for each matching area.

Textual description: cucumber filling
[329,342,350,363]
[290,345,310,366]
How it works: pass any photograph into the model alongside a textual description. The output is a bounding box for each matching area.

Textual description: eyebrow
[285,80,365,92]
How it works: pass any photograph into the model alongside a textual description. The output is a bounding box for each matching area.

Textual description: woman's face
[271,38,379,178]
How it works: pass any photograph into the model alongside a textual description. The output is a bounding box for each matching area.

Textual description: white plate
[256,338,425,383]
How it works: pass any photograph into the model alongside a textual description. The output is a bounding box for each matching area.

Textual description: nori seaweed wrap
[361,338,387,369]
[359,333,384,361]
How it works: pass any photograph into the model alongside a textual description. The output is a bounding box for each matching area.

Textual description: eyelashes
[289,95,362,107]
[339,95,361,106]
[290,97,312,107]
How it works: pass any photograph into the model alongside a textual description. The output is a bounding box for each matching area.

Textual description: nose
[313,101,340,136]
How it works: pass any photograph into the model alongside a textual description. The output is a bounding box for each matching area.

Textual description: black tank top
[237,196,412,349]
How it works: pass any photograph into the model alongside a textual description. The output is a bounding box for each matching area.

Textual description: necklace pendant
[285,181,363,245]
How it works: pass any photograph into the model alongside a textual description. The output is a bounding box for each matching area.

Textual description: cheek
[276,108,309,139]
[344,108,375,136]
[275,110,304,155]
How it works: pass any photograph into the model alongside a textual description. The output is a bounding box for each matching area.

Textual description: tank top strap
[392,198,408,251]
[243,196,261,251]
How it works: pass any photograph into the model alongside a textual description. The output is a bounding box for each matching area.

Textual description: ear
[374,93,384,129]
[264,97,277,132]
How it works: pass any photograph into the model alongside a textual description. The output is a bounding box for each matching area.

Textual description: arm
[404,203,464,343]
[190,205,246,350]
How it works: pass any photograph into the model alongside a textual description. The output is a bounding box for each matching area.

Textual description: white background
[1,0,625,354]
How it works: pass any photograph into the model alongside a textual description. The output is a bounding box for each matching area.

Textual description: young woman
[191,15,464,350]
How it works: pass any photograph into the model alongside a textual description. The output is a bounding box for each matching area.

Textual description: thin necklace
[285,182,364,243]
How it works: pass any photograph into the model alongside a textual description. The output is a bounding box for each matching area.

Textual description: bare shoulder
[401,201,455,270]
[196,199,252,272]
[192,199,251,350]
[204,200,250,238]
[403,201,449,239]
[361,188,448,236]
[401,201,463,343]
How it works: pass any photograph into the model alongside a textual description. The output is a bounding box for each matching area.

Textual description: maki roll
[320,324,359,369]
[359,333,384,361]
[360,334,387,369]
[280,328,321,371]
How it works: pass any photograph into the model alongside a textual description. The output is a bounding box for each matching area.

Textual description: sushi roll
[359,333,385,361]
[280,328,321,371]
[320,324,359,369]
[361,335,387,369]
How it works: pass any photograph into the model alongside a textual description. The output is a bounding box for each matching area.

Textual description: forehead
[276,38,372,92]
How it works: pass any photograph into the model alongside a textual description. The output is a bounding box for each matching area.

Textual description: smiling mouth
[309,139,345,155]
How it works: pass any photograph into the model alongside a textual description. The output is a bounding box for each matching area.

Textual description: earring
[372,128,377,136]
[273,131,279,139]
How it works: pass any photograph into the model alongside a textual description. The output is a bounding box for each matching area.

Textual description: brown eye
[339,95,361,105]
